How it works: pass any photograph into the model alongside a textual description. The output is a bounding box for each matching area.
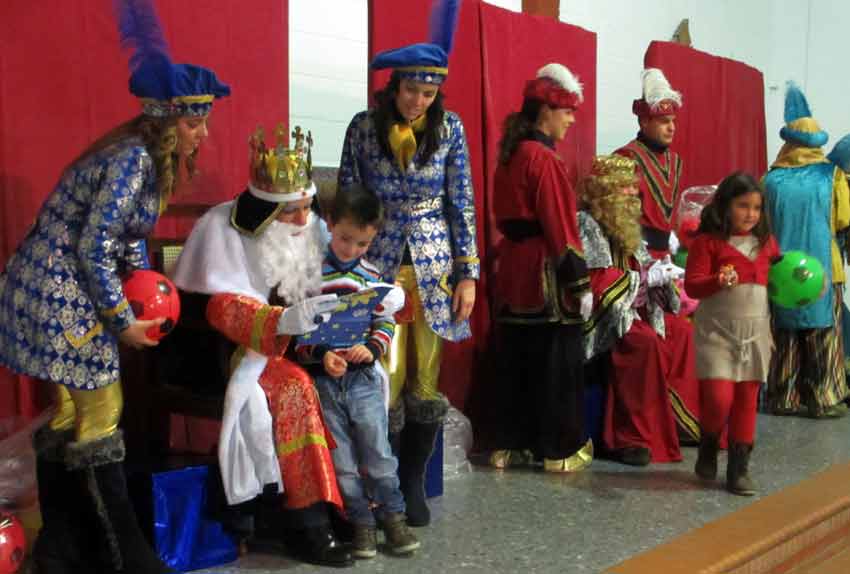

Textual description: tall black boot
[30,427,99,574]
[388,401,405,458]
[399,394,448,527]
[65,431,174,574]
[726,442,757,496]
[694,431,720,480]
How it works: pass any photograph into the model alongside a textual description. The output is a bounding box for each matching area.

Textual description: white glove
[276,294,339,335]
[668,262,685,282]
[374,283,406,317]
[660,255,685,281]
[646,260,666,288]
[647,260,684,288]
[579,291,593,321]
[668,231,680,255]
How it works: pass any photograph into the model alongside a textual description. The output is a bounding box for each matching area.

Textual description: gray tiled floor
[202,414,850,573]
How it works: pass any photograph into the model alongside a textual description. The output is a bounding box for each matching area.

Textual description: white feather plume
[537,63,583,100]
[641,68,682,109]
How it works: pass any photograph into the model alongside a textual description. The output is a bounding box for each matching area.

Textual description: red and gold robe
[493,137,589,324]
[579,211,700,462]
[615,138,683,258]
[207,293,343,510]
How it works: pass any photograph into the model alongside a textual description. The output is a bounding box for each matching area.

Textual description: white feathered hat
[632,68,682,117]
[524,62,583,109]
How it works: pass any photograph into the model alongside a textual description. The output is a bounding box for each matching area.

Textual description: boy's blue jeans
[315,364,405,526]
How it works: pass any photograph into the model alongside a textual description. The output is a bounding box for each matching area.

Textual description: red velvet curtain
[644,41,767,188]
[0,0,289,419]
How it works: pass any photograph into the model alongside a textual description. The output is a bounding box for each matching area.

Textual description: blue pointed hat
[115,0,230,117]
[828,134,850,173]
[370,0,461,85]
[779,82,828,148]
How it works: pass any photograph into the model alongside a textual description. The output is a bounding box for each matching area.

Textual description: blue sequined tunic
[0,138,159,389]
[338,110,479,342]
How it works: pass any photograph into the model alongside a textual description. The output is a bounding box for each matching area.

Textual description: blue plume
[828,134,850,172]
[113,0,171,72]
[428,0,461,55]
[784,81,812,124]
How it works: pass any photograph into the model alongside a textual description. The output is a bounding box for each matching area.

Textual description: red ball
[0,513,25,574]
[122,270,181,341]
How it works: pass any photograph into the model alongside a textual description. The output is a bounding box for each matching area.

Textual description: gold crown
[581,155,639,200]
[249,123,313,195]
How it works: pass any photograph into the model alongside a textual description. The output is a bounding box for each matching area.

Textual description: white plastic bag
[0,412,51,510]
[442,407,473,478]
[675,185,717,251]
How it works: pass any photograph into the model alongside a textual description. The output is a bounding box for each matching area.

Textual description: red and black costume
[615,134,683,256]
[490,132,591,463]
[579,210,700,463]
[615,68,684,258]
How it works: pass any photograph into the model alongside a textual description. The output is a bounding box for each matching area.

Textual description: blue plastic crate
[424,424,443,498]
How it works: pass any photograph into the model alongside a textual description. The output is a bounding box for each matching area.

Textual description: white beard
[256,212,324,304]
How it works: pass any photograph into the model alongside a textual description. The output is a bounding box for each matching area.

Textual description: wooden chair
[122,230,234,460]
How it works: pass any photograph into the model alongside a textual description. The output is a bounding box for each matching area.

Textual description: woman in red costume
[488,63,594,473]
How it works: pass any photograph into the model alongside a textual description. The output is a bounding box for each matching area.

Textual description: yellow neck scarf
[771,142,829,169]
[388,113,427,171]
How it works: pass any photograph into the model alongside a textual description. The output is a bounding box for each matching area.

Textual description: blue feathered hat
[115,0,230,117]
[828,134,850,173]
[779,82,828,148]
[370,0,461,85]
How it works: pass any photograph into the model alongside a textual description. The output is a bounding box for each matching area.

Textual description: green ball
[767,250,825,309]
[673,249,688,269]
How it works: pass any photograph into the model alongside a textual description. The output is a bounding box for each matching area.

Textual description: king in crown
[171,116,352,564]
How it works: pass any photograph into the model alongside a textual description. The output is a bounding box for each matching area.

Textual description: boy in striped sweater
[296,184,418,558]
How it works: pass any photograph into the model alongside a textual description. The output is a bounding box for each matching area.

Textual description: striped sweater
[295,249,402,366]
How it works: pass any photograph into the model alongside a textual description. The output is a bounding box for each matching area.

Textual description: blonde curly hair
[71,114,197,209]
[580,155,642,256]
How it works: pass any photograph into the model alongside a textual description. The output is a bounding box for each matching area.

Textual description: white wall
[763,0,807,163]
[753,0,848,165]
[289,0,369,167]
[290,0,848,168]
[796,0,850,153]
[482,0,521,11]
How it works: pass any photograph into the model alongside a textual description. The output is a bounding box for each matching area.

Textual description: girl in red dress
[684,172,779,495]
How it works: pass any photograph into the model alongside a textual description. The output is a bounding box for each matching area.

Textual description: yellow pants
[386,265,444,407]
[49,382,123,442]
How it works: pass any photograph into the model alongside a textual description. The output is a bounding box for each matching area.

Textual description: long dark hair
[372,71,445,167]
[698,171,771,244]
[69,114,192,205]
[497,98,544,165]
